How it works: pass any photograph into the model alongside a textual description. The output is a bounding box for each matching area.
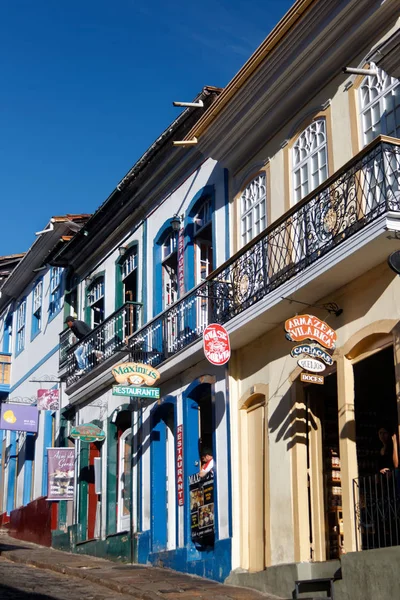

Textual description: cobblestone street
[0,534,284,599]
[0,557,137,600]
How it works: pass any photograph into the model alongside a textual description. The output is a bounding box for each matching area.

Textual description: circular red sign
[203,323,231,366]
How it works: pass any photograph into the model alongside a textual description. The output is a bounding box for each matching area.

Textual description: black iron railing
[127,137,400,364]
[64,302,142,384]
[59,328,75,370]
[354,471,400,550]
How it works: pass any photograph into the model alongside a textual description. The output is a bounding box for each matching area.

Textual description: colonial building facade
[1,1,400,598]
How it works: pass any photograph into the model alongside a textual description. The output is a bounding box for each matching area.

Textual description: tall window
[31,280,43,337]
[16,300,26,355]
[240,173,266,246]
[121,249,138,303]
[194,198,213,283]
[49,267,63,318]
[87,276,105,328]
[162,232,178,308]
[360,64,400,146]
[293,119,328,203]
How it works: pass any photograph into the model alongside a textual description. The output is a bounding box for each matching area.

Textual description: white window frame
[121,251,138,280]
[87,277,105,307]
[16,300,26,354]
[32,280,43,334]
[292,119,328,203]
[240,173,267,246]
[49,267,63,316]
[360,64,400,146]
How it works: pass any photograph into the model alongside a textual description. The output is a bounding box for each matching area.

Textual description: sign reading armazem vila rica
[111,362,161,386]
[284,315,337,350]
[203,323,231,366]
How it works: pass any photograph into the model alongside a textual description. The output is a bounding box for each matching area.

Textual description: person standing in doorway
[378,425,399,474]
[199,447,214,478]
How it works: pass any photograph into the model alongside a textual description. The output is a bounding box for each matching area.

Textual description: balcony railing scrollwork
[126,137,400,365]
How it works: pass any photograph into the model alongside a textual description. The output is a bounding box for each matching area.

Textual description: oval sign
[297,358,325,373]
[70,423,106,443]
[203,323,231,366]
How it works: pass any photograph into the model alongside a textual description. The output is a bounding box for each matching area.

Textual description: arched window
[292,119,328,203]
[240,173,266,246]
[360,64,400,146]
[121,247,138,303]
[161,230,178,308]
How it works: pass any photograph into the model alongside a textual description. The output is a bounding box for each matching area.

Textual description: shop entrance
[306,372,343,561]
[353,346,399,550]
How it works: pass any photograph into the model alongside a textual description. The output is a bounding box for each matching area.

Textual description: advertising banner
[0,403,38,433]
[37,388,60,411]
[189,470,215,545]
[47,448,75,501]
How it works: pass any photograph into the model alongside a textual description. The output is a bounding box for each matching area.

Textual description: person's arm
[392,433,399,469]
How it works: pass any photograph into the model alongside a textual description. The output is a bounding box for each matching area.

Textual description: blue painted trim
[9,344,59,393]
[42,411,53,497]
[153,220,176,317]
[184,185,215,292]
[22,433,35,505]
[30,277,44,342]
[224,169,230,261]
[7,431,17,514]
[2,315,12,353]
[48,268,64,324]
[142,221,148,324]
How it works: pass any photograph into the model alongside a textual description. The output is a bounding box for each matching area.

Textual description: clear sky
[0,0,293,256]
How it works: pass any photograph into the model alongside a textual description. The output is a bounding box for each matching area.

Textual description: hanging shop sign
[0,403,38,433]
[70,423,106,443]
[37,388,60,411]
[203,323,231,366]
[178,227,185,297]
[285,315,337,350]
[290,343,333,366]
[300,372,324,385]
[297,357,326,373]
[47,448,75,501]
[111,362,161,386]
[112,385,160,399]
[189,470,215,545]
[176,424,184,506]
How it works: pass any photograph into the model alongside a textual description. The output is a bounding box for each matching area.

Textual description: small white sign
[297,357,326,373]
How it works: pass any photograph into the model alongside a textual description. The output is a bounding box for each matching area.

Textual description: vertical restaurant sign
[47,448,75,501]
[37,388,60,411]
[176,424,184,506]
[189,470,215,544]
[203,323,231,366]
[0,404,38,433]
[284,315,337,350]
[177,227,185,297]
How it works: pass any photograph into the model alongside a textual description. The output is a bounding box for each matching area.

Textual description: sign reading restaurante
[284,314,337,350]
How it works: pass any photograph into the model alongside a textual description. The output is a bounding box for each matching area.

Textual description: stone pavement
[0,533,286,600]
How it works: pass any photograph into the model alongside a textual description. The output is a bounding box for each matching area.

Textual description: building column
[336,351,358,553]
[391,324,400,438]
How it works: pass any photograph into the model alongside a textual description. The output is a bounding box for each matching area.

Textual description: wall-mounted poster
[189,470,215,545]
[0,403,38,433]
[47,448,75,501]
[37,388,60,411]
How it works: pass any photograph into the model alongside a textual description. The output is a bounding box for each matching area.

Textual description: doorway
[87,442,101,539]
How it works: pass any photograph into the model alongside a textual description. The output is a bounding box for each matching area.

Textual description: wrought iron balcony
[128,136,400,365]
[0,352,11,391]
[354,471,400,550]
[62,302,142,385]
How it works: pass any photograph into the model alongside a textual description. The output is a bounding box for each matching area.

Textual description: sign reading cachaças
[284,314,337,350]
[111,362,161,386]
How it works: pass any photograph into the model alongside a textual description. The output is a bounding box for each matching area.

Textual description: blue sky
[0,0,293,255]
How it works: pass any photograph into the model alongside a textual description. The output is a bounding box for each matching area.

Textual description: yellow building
[180,0,400,598]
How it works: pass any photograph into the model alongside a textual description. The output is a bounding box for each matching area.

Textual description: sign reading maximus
[284,314,337,350]
[111,362,161,386]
